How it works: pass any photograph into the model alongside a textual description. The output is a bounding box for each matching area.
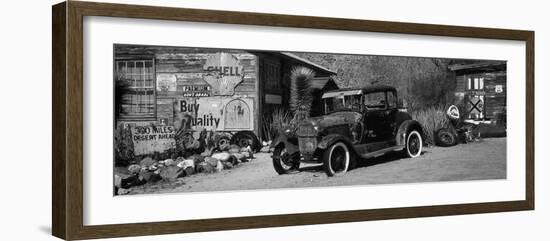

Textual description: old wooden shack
[114,45,336,155]
[449,61,506,122]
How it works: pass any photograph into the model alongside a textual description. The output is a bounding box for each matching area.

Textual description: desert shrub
[411,104,449,146]
[262,108,294,141]
[114,123,134,165]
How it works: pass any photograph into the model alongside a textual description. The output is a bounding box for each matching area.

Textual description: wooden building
[449,61,506,121]
[310,76,339,117]
[114,45,336,155]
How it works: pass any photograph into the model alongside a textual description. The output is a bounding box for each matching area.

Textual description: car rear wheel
[272,146,300,175]
[405,130,423,158]
[435,128,457,147]
[323,142,351,176]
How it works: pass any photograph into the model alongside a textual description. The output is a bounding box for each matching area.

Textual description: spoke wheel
[272,146,300,175]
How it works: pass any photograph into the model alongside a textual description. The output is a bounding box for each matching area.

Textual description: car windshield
[324,94,362,113]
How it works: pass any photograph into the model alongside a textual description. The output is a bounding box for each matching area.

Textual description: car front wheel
[323,142,351,176]
[405,130,423,158]
[272,146,300,175]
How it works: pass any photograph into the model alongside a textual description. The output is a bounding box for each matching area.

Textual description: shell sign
[203,53,244,96]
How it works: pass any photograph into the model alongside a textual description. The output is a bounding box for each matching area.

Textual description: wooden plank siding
[153,51,260,135]
[455,69,506,120]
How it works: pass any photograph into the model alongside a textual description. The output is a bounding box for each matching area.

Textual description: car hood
[305,111,362,128]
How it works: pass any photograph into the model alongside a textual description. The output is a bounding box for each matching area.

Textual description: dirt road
[126,138,506,195]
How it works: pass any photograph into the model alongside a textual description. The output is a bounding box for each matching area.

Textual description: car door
[364,91,388,142]
[380,90,399,140]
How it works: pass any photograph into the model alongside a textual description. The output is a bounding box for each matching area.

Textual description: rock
[114,174,122,188]
[205,157,219,167]
[227,155,240,165]
[211,152,230,161]
[139,157,156,167]
[159,166,184,182]
[184,166,195,176]
[189,154,204,164]
[148,164,158,171]
[127,164,141,174]
[117,188,130,195]
[215,160,224,172]
[241,151,251,158]
[200,149,212,157]
[139,170,161,183]
[222,161,233,169]
[114,167,140,189]
[232,153,245,160]
[196,162,214,173]
[163,159,175,166]
[260,146,271,153]
[177,159,195,169]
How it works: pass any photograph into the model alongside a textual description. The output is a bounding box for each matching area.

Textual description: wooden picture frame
[52,1,534,240]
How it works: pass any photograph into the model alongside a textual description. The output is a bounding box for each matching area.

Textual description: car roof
[322,85,396,97]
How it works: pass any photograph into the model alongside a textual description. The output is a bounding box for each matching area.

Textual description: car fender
[396,120,424,146]
[270,134,299,154]
[317,134,354,150]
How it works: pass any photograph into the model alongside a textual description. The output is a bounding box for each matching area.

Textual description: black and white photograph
[113,44,507,195]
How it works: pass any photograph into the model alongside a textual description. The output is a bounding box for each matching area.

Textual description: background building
[114,45,336,155]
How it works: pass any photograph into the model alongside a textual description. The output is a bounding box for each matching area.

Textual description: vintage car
[271,86,424,176]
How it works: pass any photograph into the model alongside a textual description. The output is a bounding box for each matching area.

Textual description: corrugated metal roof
[448,61,506,71]
[322,89,363,98]
[324,85,396,94]
[279,52,337,75]
[310,77,334,89]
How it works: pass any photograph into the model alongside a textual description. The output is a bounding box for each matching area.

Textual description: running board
[360,145,405,159]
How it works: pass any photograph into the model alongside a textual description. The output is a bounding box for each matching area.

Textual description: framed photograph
[52,1,534,240]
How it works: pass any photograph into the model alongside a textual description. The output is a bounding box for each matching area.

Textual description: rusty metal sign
[176,97,254,131]
[131,125,176,155]
[203,53,244,96]
[156,73,177,92]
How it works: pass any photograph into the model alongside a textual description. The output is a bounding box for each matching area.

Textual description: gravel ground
[126,137,506,195]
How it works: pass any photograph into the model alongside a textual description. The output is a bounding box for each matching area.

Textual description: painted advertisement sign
[131,125,176,155]
[177,97,254,131]
[156,74,177,92]
[157,73,212,96]
[203,53,244,96]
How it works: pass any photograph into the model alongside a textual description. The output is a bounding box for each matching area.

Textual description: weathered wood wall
[455,69,506,120]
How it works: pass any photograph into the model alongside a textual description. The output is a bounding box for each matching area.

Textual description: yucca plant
[289,66,315,123]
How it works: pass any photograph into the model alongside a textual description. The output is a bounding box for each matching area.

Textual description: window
[262,59,281,90]
[324,95,362,113]
[386,91,397,109]
[115,60,156,119]
[364,92,387,110]
[467,77,484,90]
